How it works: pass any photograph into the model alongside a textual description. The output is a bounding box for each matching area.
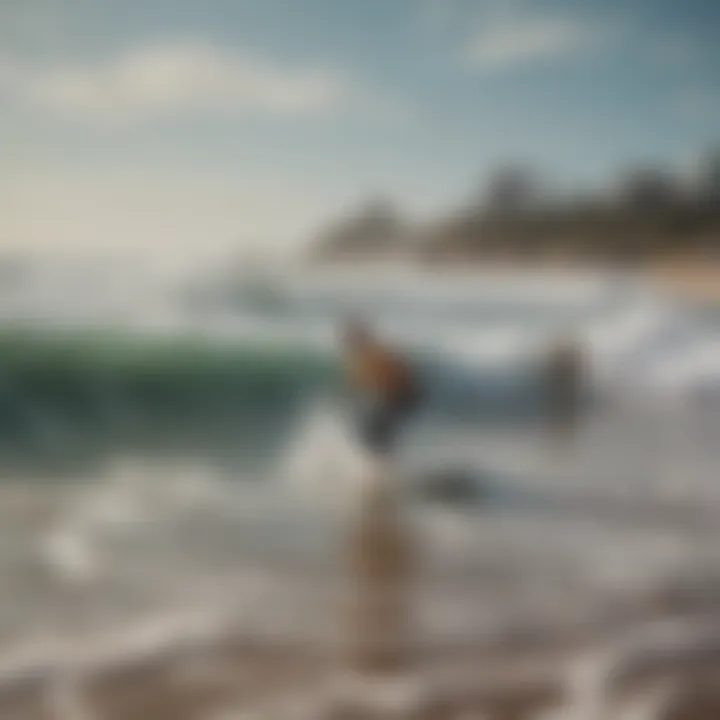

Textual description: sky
[1,0,719,260]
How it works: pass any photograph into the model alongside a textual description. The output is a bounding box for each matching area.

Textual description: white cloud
[0,40,352,122]
[465,17,597,70]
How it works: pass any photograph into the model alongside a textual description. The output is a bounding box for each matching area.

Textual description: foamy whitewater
[0,261,719,708]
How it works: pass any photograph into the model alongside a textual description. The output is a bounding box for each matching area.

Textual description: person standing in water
[337,318,423,676]
[544,335,585,448]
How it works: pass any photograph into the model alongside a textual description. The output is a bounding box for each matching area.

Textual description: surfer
[544,335,585,446]
[339,318,422,458]
[338,318,421,675]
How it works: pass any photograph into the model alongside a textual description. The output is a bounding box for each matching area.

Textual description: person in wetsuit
[544,336,585,445]
[339,319,422,457]
[338,319,421,673]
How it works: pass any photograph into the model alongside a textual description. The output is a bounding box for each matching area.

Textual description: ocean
[0,260,719,708]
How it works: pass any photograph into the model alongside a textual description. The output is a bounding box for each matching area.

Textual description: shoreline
[3,609,720,719]
[306,255,720,305]
[645,258,720,305]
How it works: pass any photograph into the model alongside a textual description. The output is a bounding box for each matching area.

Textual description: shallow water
[0,264,718,687]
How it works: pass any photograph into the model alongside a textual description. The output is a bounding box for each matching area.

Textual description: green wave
[0,326,339,471]
[0,326,335,388]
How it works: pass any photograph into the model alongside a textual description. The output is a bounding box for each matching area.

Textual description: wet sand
[6,501,720,720]
[0,635,570,719]
[3,626,720,719]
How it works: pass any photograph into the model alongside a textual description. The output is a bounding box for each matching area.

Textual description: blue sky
[2,0,719,258]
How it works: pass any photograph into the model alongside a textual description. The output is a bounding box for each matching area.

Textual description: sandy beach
[646,257,720,304]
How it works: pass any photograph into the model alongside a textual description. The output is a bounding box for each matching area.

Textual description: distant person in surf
[544,335,585,445]
[339,318,423,457]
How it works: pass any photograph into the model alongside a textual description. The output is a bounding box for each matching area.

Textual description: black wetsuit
[357,387,421,454]
[346,344,422,455]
